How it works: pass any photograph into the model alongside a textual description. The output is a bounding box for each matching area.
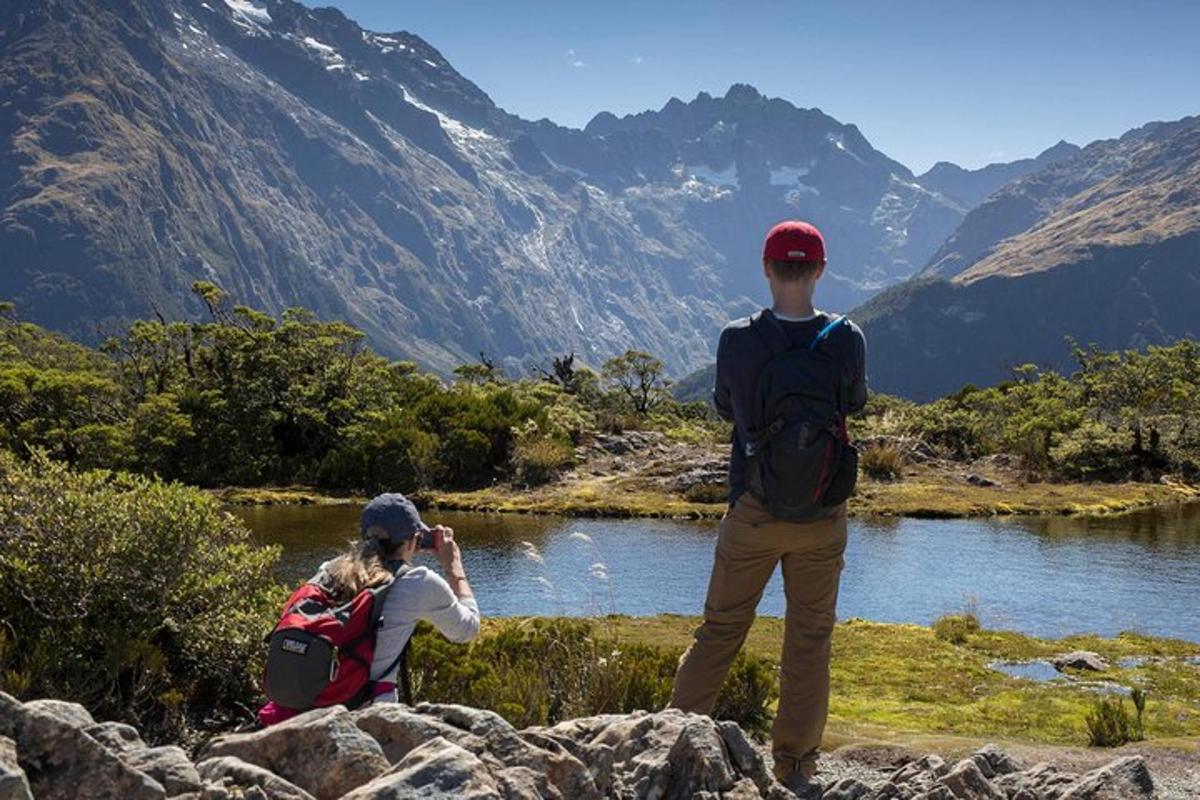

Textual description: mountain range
[2,0,1197,396]
[0,0,985,376]
[857,116,1200,399]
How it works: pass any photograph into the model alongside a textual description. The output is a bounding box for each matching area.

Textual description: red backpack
[262,564,409,714]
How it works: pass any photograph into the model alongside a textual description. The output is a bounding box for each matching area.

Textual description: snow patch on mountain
[300,36,349,72]
[685,163,738,188]
[222,0,271,26]
[769,164,813,186]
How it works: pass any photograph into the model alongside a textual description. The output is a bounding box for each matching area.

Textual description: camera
[417,526,442,551]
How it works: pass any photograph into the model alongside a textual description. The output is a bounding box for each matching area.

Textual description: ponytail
[325,538,397,601]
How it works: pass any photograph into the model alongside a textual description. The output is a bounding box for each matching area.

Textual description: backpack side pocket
[821,441,858,508]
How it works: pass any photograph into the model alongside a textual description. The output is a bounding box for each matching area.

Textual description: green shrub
[1086,696,1135,747]
[713,652,778,736]
[1049,421,1136,481]
[860,443,905,480]
[408,618,778,735]
[443,427,493,484]
[319,414,441,492]
[906,403,992,459]
[0,453,282,741]
[932,613,980,645]
[1130,687,1147,741]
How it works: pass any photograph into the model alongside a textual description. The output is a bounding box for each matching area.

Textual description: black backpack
[743,310,858,521]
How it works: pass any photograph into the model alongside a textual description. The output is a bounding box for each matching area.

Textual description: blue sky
[317,0,1200,173]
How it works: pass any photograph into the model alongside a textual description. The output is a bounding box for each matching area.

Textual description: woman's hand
[431,525,472,600]
[431,525,461,571]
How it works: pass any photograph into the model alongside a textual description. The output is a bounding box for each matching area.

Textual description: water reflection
[231,502,1200,642]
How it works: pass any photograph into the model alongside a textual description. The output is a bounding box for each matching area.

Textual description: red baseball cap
[763,220,826,263]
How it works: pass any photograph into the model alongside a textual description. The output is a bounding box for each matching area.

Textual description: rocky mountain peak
[722,82,763,104]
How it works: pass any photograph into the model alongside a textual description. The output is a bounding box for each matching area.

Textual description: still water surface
[232,503,1200,641]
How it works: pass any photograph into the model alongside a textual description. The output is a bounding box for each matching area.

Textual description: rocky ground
[2,691,1191,799]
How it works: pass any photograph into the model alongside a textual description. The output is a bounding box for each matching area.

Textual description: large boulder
[528,708,789,799]
[1059,756,1154,799]
[0,692,165,800]
[971,744,1024,777]
[86,722,148,755]
[21,699,95,729]
[341,738,506,799]
[995,762,1081,798]
[0,736,33,800]
[124,746,205,796]
[353,704,482,764]
[354,703,599,799]
[418,704,599,799]
[200,706,388,800]
[195,756,316,800]
[938,758,1005,799]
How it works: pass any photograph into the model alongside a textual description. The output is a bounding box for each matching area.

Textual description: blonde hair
[325,539,399,601]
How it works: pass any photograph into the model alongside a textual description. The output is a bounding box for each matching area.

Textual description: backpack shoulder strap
[809,314,849,350]
[749,309,792,357]
[809,314,854,418]
[372,561,415,705]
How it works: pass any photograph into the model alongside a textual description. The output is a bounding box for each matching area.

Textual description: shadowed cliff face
[0,0,967,376]
[856,115,1200,400]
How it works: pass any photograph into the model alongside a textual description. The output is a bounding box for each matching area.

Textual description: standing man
[670,220,867,795]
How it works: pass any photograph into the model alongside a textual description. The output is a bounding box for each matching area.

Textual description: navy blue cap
[360,493,428,544]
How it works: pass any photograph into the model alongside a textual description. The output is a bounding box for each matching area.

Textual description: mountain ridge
[855,115,1200,400]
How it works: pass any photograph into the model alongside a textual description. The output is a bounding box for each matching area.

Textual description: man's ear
[815,260,827,281]
[762,258,772,280]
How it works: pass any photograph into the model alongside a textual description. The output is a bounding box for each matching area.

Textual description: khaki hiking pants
[669,492,847,781]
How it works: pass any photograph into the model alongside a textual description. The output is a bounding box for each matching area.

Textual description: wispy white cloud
[572,59,586,68]
[630,55,644,65]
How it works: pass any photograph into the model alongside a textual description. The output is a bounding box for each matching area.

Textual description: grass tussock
[860,443,906,480]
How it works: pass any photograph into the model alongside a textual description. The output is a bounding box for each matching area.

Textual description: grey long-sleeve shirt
[369,565,480,683]
[715,309,868,504]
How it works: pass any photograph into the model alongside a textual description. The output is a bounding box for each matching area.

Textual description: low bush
[860,443,905,480]
[1049,421,1137,481]
[409,618,778,736]
[932,613,981,645]
[1086,696,1135,747]
[1130,687,1147,741]
[0,453,282,741]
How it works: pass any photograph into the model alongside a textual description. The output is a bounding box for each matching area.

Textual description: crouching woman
[258,493,479,724]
